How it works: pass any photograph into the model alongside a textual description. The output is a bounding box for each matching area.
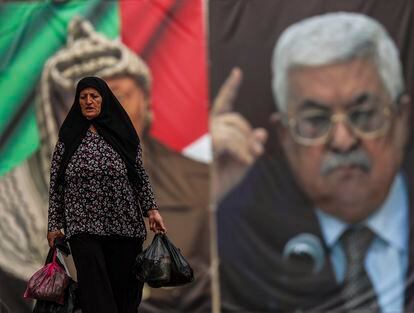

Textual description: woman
[47,76,166,313]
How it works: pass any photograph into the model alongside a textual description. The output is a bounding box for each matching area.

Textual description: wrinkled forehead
[79,87,101,96]
[286,58,388,110]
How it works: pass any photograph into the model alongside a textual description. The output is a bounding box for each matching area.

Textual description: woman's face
[79,87,102,119]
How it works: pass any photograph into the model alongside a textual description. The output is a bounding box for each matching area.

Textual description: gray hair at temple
[271,12,404,112]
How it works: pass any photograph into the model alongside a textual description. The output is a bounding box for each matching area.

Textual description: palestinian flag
[0,0,209,176]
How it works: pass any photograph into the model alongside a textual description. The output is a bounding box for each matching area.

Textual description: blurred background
[2,0,414,312]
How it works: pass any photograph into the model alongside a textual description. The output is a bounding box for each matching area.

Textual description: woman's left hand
[148,209,167,234]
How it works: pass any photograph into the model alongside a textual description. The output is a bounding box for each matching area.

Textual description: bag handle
[51,248,58,264]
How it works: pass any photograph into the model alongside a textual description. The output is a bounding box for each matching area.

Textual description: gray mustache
[320,149,371,175]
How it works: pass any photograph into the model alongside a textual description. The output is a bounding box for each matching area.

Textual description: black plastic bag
[134,234,171,288]
[134,234,194,288]
[162,235,194,287]
[54,237,71,257]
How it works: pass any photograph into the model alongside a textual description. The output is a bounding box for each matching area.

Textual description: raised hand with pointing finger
[210,68,268,203]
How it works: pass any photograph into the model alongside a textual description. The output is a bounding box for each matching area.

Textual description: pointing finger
[211,67,243,116]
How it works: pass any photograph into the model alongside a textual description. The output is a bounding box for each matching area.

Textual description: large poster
[0,1,210,312]
[210,0,414,312]
[2,0,414,312]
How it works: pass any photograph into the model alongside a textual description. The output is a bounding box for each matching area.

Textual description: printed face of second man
[278,58,410,223]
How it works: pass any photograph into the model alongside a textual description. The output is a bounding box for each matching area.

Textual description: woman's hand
[148,209,167,234]
[47,230,64,248]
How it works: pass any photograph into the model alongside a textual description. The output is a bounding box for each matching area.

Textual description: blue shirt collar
[316,173,408,253]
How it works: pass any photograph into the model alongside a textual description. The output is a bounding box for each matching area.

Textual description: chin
[320,182,388,223]
[308,181,376,222]
[317,192,376,223]
[338,207,375,223]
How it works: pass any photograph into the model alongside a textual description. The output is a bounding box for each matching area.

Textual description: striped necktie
[340,226,380,312]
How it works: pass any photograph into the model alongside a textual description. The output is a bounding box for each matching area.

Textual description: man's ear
[270,112,289,144]
[145,110,153,126]
[144,97,154,126]
[397,94,411,132]
[399,94,411,116]
[394,94,411,149]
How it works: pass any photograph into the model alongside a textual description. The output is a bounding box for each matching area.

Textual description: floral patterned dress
[48,129,157,240]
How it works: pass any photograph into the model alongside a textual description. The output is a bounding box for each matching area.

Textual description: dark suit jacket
[217,150,414,312]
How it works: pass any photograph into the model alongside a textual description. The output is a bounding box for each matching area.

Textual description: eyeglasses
[282,103,394,146]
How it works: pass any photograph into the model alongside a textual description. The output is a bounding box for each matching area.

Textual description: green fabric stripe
[0,0,120,176]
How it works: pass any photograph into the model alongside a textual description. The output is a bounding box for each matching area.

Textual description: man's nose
[328,120,358,152]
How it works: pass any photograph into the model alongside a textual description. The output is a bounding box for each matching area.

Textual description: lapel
[256,156,341,310]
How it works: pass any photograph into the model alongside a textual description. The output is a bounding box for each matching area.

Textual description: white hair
[271,12,404,112]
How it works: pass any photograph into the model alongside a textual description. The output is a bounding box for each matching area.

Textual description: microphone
[283,233,325,274]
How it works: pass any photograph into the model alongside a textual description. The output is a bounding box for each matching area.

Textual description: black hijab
[57,76,142,186]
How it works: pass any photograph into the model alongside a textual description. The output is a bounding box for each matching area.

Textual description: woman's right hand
[47,230,64,248]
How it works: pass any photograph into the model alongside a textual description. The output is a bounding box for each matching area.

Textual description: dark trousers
[69,234,144,313]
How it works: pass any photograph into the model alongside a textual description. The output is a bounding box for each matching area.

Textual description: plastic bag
[33,278,79,313]
[134,234,171,288]
[24,248,69,304]
[32,246,80,313]
[162,235,194,286]
[134,234,194,287]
